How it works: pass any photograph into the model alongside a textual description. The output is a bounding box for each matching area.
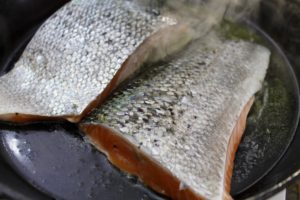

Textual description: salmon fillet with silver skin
[0,0,194,123]
[81,40,270,199]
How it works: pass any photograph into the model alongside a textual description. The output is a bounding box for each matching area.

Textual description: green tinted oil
[219,21,299,194]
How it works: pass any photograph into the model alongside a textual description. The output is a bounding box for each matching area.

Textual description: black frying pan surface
[235,121,300,200]
[230,21,300,196]
[0,152,51,200]
[0,122,164,200]
[0,0,69,75]
[0,1,299,200]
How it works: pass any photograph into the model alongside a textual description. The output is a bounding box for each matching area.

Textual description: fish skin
[84,40,270,199]
[0,0,192,122]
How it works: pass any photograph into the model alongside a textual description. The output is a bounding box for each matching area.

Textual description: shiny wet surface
[0,123,163,200]
[230,21,300,195]
[0,1,300,200]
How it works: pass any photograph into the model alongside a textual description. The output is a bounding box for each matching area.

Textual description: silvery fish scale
[0,0,173,118]
[86,40,270,199]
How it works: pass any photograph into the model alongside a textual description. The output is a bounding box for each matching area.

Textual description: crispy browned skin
[81,98,254,200]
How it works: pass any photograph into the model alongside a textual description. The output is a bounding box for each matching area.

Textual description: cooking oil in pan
[219,21,300,195]
[0,20,298,200]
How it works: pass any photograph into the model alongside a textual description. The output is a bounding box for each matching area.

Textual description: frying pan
[0,0,299,199]
[235,1,300,199]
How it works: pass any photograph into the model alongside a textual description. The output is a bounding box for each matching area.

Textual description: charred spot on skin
[137,107,144,113]
[138,142,143,149]
[105,39,113,44]
[197,61,206,65]
[167,128,175,135]
[179,110,184,115]
[153,139,160,147]
[127,32,132,37]
[167,107,175,116]
[72,103,78,111]
[142,118,149,123]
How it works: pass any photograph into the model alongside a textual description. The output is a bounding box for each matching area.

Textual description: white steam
[135,0,261,39]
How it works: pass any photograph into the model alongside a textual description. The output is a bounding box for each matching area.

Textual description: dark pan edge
[232,20,300,197]
[0,122,80,199]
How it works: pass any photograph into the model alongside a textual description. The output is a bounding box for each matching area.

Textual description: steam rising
[163,0,260,37]
[136,0,261,39]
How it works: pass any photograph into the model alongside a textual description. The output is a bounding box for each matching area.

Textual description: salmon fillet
[0,0,193,123]
[82,40,270,199]
[81,98,253,199]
